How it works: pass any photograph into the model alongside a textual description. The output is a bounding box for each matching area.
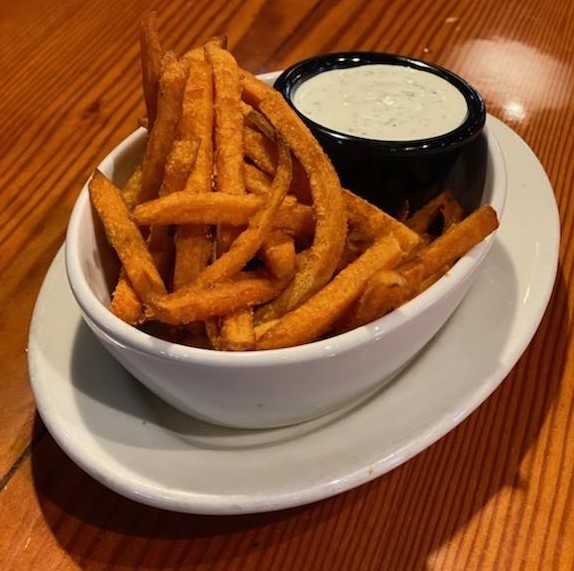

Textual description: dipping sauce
[292,64,469,141]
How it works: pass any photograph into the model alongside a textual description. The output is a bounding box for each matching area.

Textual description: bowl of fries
[65,23,505,429]
[274,52,487,215]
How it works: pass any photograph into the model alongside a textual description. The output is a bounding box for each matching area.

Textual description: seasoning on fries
[88,15,500,350]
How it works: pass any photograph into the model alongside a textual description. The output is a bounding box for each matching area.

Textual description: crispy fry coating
[194,139,292,286]
[340,206,499,330]
[147,271,285,325]
[110,271,144,325]
[89,170,166,303]
[140,12,163,129]
[138,53,188,204]
[241,72,347,320]
[174,52,215,290]
[132,192,314,236]
[256,234,403,349]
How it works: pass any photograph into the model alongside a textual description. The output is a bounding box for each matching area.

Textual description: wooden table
[1,0,571,568]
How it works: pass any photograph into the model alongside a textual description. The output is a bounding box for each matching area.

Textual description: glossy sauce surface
[293,65,468,140]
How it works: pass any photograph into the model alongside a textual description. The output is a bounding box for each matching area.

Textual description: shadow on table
[31,264,568,570]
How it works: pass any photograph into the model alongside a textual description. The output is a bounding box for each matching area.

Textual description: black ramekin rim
[273,51,487,156]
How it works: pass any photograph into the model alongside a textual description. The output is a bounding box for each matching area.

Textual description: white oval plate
[28,116,559,515]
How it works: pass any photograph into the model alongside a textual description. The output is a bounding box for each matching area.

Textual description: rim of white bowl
[65,120,506,367]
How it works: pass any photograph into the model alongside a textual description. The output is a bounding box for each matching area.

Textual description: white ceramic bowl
[65,112,506,429]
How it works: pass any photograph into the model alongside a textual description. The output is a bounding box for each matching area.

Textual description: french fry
[159,138,200,196]
[89,170,167,303]
[132,192,314,236]
[121,165,142,211]
[241,71,347,320]
[340,206,499,330]
[244,125,278,175]
[147,270,286,325]
[179,52,214,196]
[260,230,296,281]
[194,138,292,286]
[174,53,215,290]
[335,269,417,333]
[219,308,256,351]
[109,270,144,325]
[405,190,463,236]
[243,103,277,140]
[140,12,163,129]
[343,189,422,252]
[256,234,404,349]
[137,53,188,204]
[400,205,498,279]
[244,162,272,195]
[205,41,245,198]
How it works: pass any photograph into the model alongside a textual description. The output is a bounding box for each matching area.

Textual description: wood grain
[1,0,572,568]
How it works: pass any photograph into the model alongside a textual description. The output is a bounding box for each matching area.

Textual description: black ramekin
[274,52,487,214]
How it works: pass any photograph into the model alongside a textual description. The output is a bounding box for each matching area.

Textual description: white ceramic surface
[28,116,559,514]
[63,72,505,429]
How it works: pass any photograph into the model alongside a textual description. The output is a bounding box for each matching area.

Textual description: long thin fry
[121,165,142,211]
[399,205,499,279]
[159,138,200,196]
[241,72,347,320]
[147,271,285,325]
[341,206,499,330]
[89,170,166,303]
[256,234,403,349]
[194,139,292,286]
[140,12,163,129]
[244,125,277,175]
[132,192,314,236]
[137,53,188,204]
[405,190,463,235]
[244,162,272,195]
[173,53,215,290]
[205,41,244,197]
[260,230,296,280]
[343,189,421,251]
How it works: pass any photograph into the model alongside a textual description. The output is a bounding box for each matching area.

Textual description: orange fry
[241,71,347,319]
[244,125,277,175]
[110,271,144,325]
[147,271,285,325]
[160,138,200,196]
[205,40,244,197]
[343,205,499,330]
[139,12,163,129]
[121,165,142,211]
[405,190,463,235]
[174,52,215,290]
[400,205,499,279]
[256,234,403,349]
[244,162,272,195]
[89,170,166,303]
[194,139,292,286]
[260,230,296,280]
[219,308,256,351]
[138,53,188,204]
[336,269,415,333]
[343,189,421,252]
[132,192,314,236]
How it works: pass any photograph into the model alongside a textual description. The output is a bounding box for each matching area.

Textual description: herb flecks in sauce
[293,65,468,141]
